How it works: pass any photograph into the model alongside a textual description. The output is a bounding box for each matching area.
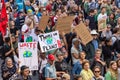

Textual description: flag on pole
[0,0,8,36]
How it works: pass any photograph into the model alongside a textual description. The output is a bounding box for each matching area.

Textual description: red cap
[48,54,55,61]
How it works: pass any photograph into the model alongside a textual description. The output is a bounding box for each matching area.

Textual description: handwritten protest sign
[38,31,62,52]
[56,16,74,33]
[98,19,107,32]
[75,22,93,45]
[39,16,49,30]
[18,42,38,70]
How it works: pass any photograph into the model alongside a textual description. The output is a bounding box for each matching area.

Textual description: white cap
[90,30,98,35]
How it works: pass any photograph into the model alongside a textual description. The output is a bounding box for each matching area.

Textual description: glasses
[94,71,100,73]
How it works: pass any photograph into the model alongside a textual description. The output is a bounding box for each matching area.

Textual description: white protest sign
[38,31,62,52]
[18,42,38,70]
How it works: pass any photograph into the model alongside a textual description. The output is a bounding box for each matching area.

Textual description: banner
[56,16,74,33]
[98,19,107,32]
[18,42,38,70]
[0,0,8,36]
[39,16,49,30]
[38,31,61,52]
[75,22,93,45]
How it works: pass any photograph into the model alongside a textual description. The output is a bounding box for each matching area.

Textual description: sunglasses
[94,71,100,73]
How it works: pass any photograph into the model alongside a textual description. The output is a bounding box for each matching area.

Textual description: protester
[3,37,14,62]
[1,0,120,80]
[116,58,120,79]
[21,18,32,42]
[101,24,112,39]
[90,49,106,76]
[105,61,118,80]
[102,38,114,68]
[44,19,53,33]
[1,57,17,80]
[72,51,86,77]
[92,66,104,80]
[39,52,47,80]
[44,54,57,80]
[80,60,94,80]
[71,38,80,65]
[17,65,32,80]
[55,52,68,73]
[86,30,99,60]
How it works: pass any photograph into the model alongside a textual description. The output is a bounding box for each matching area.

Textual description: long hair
[109,61,118,79]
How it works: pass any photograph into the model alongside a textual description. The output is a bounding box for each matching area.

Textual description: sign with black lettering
[38,31,62,52]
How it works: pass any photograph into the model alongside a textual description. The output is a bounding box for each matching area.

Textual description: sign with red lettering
[18,42,38,70]
[38,31,62,52]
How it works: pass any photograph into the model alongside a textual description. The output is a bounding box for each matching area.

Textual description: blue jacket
[72,61,82,75]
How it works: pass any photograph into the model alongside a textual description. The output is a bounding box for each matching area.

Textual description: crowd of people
[1,0,120,80]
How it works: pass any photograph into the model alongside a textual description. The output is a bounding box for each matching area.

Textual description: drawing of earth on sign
[45,37,56,45]
[23,51,32,58]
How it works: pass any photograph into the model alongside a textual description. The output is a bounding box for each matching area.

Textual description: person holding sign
[21,18,32,42]
[71,38,81,65]
[97,7,107,21]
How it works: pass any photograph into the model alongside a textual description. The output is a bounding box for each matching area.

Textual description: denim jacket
[72,61,82,75]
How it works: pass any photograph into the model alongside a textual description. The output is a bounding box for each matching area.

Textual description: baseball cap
[48,54,55,61]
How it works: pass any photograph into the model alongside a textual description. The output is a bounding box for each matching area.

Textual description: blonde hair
[25,18,32,25]
[109,61,118,79]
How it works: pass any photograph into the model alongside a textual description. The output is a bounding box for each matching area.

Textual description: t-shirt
[3,44,14,61]
[71,46,80,64]
[21,24,31,41]
[97,13,107,21]
[39,58,47,73]
[10,27,18,35]
[45,63,56,78]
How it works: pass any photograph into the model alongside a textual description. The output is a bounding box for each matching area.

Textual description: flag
[0,0,8,36]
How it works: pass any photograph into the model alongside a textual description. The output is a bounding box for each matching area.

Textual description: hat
[62,73,70,79]
[48,54,55,61]
[90,30,98,35]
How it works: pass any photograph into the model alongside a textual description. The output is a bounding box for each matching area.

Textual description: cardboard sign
[39,16,49,30]
[38,31,61,52]
[98,19,107,32]
[56,16,74,33]
[18,42,38,70]
[75,22,93,45]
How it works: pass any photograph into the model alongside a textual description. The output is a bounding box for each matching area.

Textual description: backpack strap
[39,59,42,72]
